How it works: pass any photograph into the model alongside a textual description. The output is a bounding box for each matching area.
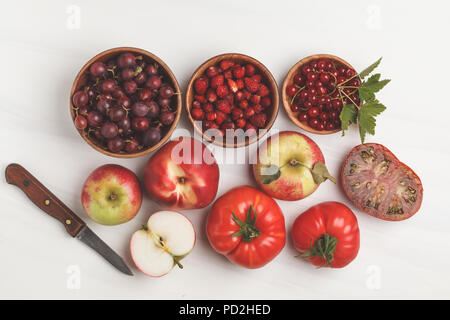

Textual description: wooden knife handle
[5,163,86,237]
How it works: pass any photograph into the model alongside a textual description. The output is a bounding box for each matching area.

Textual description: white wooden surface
[1,0,449,299]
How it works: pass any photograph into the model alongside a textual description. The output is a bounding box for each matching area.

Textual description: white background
[1,0,449,300]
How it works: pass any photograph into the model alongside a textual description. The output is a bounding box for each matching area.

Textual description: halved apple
[130,211,196,277]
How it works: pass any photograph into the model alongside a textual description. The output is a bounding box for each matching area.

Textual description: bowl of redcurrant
[70,47,182,158]
[185,53,279,148]
[282,54,361,134]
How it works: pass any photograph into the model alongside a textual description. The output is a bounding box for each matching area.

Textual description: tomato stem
[299,234,337,267]
[231,205,261,242]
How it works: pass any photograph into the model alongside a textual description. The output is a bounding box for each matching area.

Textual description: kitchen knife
[5,163,133,276]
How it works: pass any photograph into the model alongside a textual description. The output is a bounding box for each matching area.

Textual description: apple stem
[173,257,184,269]
[109,193,117,201]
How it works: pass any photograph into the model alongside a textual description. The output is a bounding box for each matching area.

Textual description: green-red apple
[81,164,142,225]
[253,131,335,201]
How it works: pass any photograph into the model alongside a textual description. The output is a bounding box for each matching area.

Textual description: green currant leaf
[359,57,382,78]
[359,74,391,102]
[311,161,336,185]
[339,104,358,136]
[259,164,281,184]
[357,101,387,143]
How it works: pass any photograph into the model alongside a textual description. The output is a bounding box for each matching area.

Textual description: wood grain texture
[185,53,279,148]
[282,54,359,135]
[5,163,86,237]
[70,47,182,158]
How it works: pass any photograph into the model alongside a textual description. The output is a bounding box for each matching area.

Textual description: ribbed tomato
[341,143,423,221]
[292,202,360,268]
[206,186,286,269]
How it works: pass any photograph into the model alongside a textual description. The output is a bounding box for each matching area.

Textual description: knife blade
[5,163,133,276]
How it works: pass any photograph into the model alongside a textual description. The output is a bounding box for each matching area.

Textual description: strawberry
[210,122,219,129]
[235,118,246,128]
[191,108,204,120]
[221,122,235,130]
[232,65,245,79]
[216,99,231,114]
[251,74,262,83]
[216,85,229,98]
[203,120,214,130]
[194,95,206,104]
[192,100,201,109]
[254,104,263,113]
[224,69,233,79]
[203,102,214,113]
[206,88,217,103]
[215,110,227,125]
[206,66,220,78]
[250,94,261,105]
[236,79,245,90]
[250,113,267,128]
[235,91,245,101]
[245,64,256,76]
[239,100,249,109]
[257,84,270,97]
[244,106,256,119]
[231,108,244,120]
[227,79,238,93]
[243,90,252,100]
[220,60,234,70]
[261,96,271,108]
[244,77,259,93]
[210,75,224,88]
[245,123,257,136]
[225,93,234,106]
[206,112,216,121]
[194,77,208,95]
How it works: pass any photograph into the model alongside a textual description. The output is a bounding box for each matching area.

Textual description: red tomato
[206,186,286,269]
[292,202,359,268]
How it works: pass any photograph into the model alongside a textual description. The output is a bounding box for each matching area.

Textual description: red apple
[143,136,219,210]
[81,164,142,225]
[252,131,335,201]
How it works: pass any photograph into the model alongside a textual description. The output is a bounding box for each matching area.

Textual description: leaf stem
[340,89,360,109]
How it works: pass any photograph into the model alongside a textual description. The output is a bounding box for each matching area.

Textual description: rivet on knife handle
[5,163,86,237]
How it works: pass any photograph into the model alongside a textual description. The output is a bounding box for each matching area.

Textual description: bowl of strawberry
[70,47,181,158]
[186,53,279,148]
[282,54,361,134]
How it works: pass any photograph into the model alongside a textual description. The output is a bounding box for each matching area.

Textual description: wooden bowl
[70,47,182,158]
[185,53,279,148]
[282,54,358,135]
